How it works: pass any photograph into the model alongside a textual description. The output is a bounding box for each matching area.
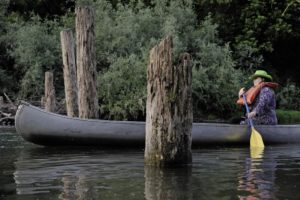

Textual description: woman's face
[253,77,263,86]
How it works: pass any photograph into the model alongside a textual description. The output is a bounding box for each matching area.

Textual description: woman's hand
[247,111,257,119]
[238,87,245,97]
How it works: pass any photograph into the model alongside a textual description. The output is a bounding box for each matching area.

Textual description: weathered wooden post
[145,36,193,166]
[76,6,98,119]
[44,71,56,112]
[41,96,45,108]
[60,29,78,117]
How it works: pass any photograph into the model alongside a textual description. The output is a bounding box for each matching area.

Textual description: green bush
[277,82,300,110]
[0,0,15,94]
[192,18,247,119]
[276,110,300,124]
[0,69,13,93]
[98,54,147,120]
[7,16,63,100]
[94,0,204,120]
[93,0,247,120]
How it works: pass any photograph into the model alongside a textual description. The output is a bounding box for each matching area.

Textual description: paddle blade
[250,147,264,159]
[250,127,265,148]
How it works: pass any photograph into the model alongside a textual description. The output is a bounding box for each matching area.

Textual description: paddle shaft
[242,94,254,128]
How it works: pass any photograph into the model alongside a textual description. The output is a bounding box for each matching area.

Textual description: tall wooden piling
[144,36,193,166]
[76,6,98,119]
[60,29,78,117]
[44,71,56,112]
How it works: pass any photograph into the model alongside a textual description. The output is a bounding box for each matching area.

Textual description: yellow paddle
[242,94,265,148]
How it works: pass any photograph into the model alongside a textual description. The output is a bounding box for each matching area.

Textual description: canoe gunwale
[17,103,146,125]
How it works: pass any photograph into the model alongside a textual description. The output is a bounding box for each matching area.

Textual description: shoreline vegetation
[1,0,300,123]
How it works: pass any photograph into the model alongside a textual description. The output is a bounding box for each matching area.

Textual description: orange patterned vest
[237,82,278,105]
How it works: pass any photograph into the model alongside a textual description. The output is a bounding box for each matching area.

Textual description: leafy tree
[0,0,15,94]
[93,0,245,120]
[277,81,300,110]
[7,0,75,20]
[7,16,63,99]
[192,17,246,119]
[193,0,300,81]
[98,54,147,120]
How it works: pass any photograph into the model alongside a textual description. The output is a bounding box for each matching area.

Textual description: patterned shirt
[251,87,278,125]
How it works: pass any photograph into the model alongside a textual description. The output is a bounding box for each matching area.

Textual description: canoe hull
[15,103,300,147]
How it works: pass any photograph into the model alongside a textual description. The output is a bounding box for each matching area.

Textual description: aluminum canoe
[15,102,300,147]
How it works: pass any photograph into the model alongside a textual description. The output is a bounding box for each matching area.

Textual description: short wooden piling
[60,29,78,117]
[144,36,193,167]
[44,71,56,112]
[76,6,98,119]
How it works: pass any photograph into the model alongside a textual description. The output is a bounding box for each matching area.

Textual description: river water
[1,130,300,200]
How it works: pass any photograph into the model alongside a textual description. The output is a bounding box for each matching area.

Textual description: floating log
[145,36,193,167]
[76,6,98,119]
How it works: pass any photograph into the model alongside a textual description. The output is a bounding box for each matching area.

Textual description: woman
[237,70,278,125]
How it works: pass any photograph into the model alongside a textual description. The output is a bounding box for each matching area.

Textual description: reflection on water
[250,147,264,159]
[144,165,192,200]
[1,131,300,199]
[13,148,145,199]
[237,147,276,199]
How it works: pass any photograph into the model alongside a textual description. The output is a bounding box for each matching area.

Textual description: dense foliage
[0,0,14,93]
[277,82,300,110]
[0,0,300,121]
[8,17,63,99]
[93,0,245,120]
[194,0,300,81]
[277,109,300,124]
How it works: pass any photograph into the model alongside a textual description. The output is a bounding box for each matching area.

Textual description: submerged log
[60,29,78,117]
[44,71,56,112]
[76,6,98,119]
[145,36,193,167]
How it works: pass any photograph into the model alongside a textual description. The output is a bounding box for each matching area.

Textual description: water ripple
[1,132,300,199]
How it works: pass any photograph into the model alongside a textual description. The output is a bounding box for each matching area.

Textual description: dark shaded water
[1,130,300,200]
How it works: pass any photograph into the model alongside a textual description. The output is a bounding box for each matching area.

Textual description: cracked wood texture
[60,29,78,117]
[145,36,193,167]
[76,6,98,119]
